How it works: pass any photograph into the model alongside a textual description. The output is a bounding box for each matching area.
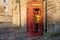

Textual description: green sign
[32,4,42,6]
[27,4,42,7]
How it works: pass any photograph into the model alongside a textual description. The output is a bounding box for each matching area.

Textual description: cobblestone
[0,23,60,40]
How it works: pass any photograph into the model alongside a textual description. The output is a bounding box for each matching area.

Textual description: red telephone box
[26,0,43,37]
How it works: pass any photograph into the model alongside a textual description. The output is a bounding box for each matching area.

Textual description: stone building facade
[0,0,12,23]
[0,0,60,32]
[46,0,60,33]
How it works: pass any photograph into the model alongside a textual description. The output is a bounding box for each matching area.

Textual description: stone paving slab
[0,27,60,40]
[0,22,60,40]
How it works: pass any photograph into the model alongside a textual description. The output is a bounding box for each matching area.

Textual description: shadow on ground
[0,23,60,40]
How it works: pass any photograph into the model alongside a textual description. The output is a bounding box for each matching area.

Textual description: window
[16,0,20,3]
[3,0,7,3]
[4,6,8,11]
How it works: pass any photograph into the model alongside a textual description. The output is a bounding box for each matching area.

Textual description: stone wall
[47,0,56,23]
[47,0,60,23]
[20,0,28,27]
[0,6,4,13]
[0,0,12,23]
[46,0,60,33]
[0,15,12,22]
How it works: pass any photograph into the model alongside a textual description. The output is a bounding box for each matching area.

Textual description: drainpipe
[19,0,21,28]
[16,0,21,28]
[45,0,47,32]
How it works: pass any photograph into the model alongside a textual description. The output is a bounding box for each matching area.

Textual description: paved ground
[0,23,60,40]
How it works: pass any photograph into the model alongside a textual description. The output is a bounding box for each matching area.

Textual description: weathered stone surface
[46,0,60,33]
[47,0,56,23]
[47,0,60,23]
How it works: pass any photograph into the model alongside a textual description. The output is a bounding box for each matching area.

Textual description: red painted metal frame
[26,1,43,37]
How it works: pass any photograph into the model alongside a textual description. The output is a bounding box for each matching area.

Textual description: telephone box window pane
[34,8,40,14]
[33,8,40,33]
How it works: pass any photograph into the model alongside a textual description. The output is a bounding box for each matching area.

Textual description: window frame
[3,0,7,3]
[4,6,8,11]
